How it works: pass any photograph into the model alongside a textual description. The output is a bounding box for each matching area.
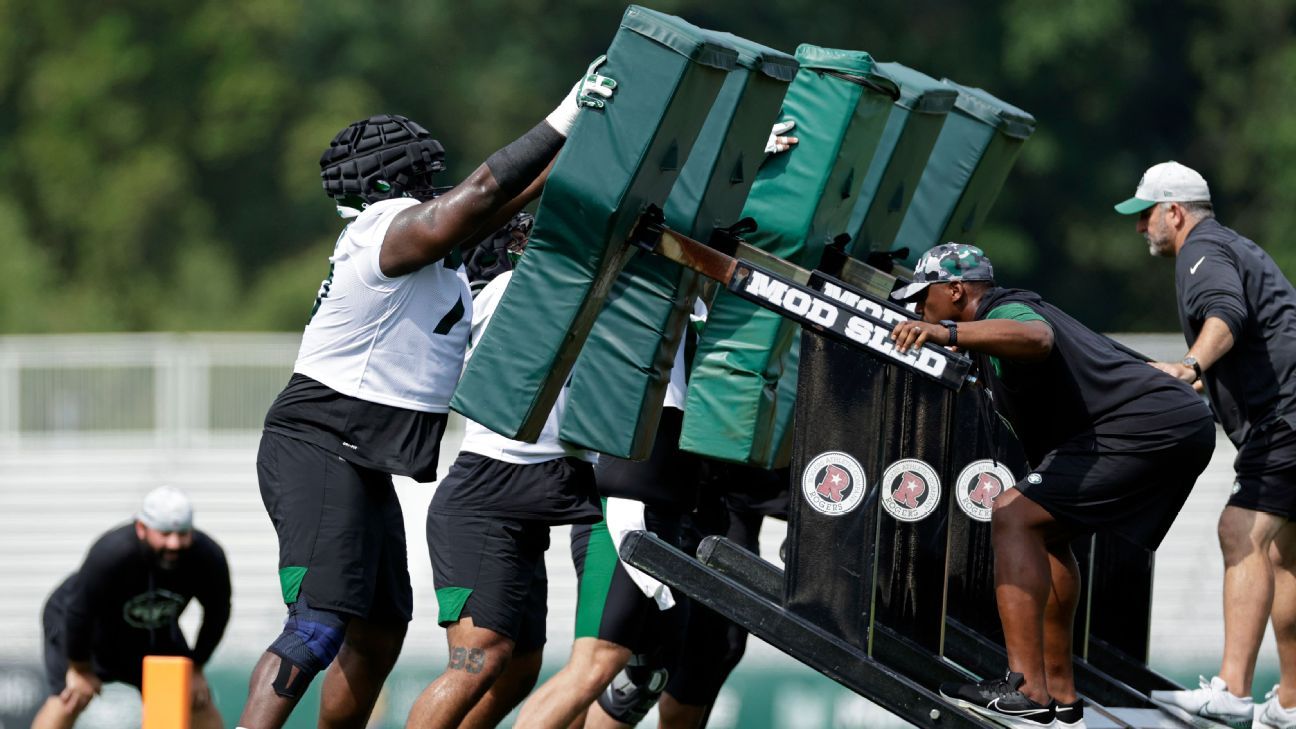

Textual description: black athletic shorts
[1229,419,1296,519]
[41,598,187,694]
[1016,416,1216,550]
[427,511,549,653]
[257,431,413,623]
[570,506,688,655]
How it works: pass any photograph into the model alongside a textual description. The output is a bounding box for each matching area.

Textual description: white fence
[0,332,1266,677]
[0,333,299,447]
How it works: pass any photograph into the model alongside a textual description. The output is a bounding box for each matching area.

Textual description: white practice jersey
[294,198,471,413]
[458,271,597,464]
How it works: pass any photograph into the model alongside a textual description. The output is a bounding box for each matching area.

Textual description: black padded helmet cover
[320,114,447,204]
[463,211,535,296]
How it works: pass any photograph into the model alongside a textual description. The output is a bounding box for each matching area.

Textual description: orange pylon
[142,655,192,729]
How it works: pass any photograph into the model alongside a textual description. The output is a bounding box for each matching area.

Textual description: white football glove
[545,55,618,137]
[604,497,675,610]
[765,119,798,154]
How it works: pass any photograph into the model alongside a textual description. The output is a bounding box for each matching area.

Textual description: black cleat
[939,671,1056,729]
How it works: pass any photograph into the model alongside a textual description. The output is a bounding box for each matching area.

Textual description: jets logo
[801,451,866,516]
[880,459,941,523]
[955,459,1015,522]
[122,589,186,629]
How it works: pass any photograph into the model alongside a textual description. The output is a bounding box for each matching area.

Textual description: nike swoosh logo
[1197,703,1249,727]
[986,698,1051,717]
[1190,256,1206,274]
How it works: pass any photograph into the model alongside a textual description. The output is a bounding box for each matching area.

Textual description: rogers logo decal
[801,451,867,516]
[954,459,1015,522]
[880,459,941,523]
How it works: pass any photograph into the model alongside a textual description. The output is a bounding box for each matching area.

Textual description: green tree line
[1,0,1291,333]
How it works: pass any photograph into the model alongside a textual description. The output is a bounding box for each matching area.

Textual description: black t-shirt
[1176,218,1296,445]
[49,525,231,668]
[975,288,1210,466]
[264,373,449,483]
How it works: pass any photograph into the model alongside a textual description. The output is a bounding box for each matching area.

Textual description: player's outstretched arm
[892,318,1053,361]
[380,58,616,277]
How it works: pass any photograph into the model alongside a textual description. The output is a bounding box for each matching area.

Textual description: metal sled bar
[622,531,996,729]
[697,535,975,685]
[696,535,1186,729]
[1085,637,1183,694]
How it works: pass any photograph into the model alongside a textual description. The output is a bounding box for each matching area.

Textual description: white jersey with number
[294,197,471,413]
[458,271,596,464]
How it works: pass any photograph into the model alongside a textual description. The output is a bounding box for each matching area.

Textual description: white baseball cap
[1114,161,1211,214]
[137,486,194,532]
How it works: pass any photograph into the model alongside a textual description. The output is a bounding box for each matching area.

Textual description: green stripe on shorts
[279,566,307,604]
[575,501,619,638]
[436,587,473,625]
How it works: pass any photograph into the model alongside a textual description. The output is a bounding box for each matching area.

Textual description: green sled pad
[560,32,798,459]
[680,44,900,467]
[844,62,957,258]
[449,6,737,441]
[892,80,1035,266]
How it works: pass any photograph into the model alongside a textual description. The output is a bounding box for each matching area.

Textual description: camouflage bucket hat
[891,243,995,301]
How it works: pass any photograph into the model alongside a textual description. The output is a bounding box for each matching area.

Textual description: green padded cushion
[680,44,899,466]
[559,31,795,459]
[450,6,735,441]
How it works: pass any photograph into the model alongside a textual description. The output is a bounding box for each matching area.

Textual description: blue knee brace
[267,598,349,698]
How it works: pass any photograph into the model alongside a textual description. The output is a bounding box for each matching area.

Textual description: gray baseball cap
[137,486,194,532]
[1114,161,1211,214]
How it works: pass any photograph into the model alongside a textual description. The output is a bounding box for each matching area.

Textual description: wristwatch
[939,319,958,346]
[1181,355,1202,382]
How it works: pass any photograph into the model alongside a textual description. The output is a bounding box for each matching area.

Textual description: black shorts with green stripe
[426,453,598,652]
[256,431,413,622]
[427,511,551,652]
[570,505,688,655]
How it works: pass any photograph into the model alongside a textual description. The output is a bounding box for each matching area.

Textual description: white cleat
[1150,676,1253,729]
[1253,685,1296,729]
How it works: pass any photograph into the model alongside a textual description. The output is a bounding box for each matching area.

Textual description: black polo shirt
[975,287,1209,466]
[1176,218,1296,445]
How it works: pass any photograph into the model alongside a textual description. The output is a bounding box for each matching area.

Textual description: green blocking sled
[892,80,1036,267]
[765,77,1030,464]
[766,77,1034,465]
[680,45,899,467]
[559,32,797,459]
[757,64,956,467]
[450,6,737,441]
[844,62,957,258]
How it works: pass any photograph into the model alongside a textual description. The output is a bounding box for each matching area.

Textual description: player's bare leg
[460,647,542,729]
[514,637,631,728]
[582,690,706,729]
[991,487,1062,706]
[1267,521,1296,706]
[319,618,407,729]
[1041,540,1081,704]
[1217,506,1285,695]
[239,652,305,728]
[405,618,514,729]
